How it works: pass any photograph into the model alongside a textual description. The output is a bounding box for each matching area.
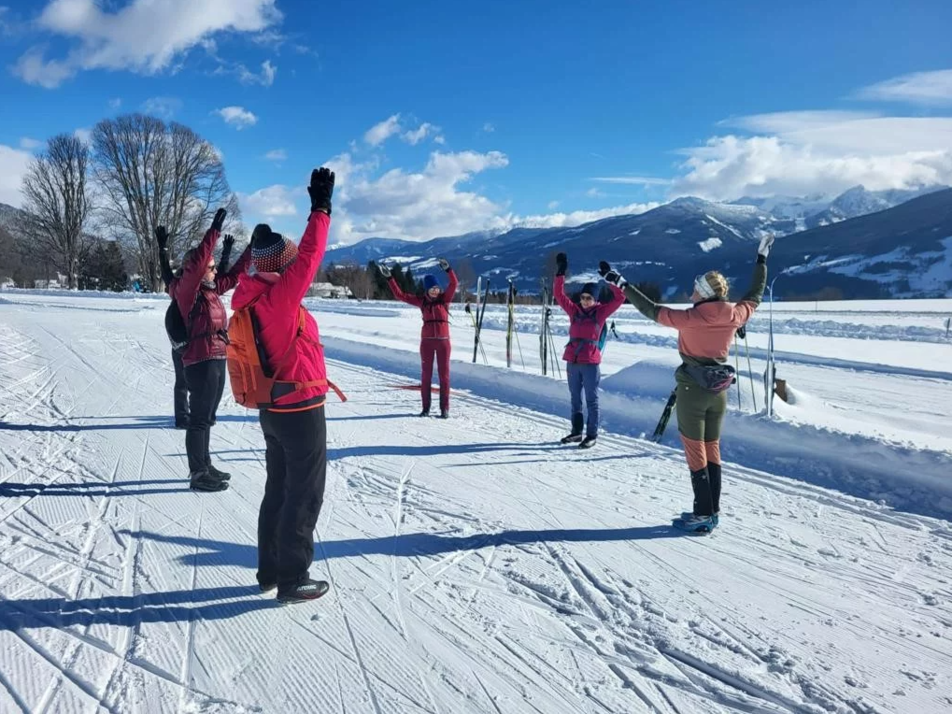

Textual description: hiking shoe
[189,470,229,492]
[673,514,715,533]
[277,579,330,604]
[259,582,277,593]
[439,410,449,419]
[207,464,231,482]
[579,436,597,449]
[419,409,430,417]
[560,433,583,444]
[680,511,720,525]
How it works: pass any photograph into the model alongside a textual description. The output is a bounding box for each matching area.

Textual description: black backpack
[165,294,202,351]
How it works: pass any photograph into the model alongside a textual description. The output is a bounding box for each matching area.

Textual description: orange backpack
[227,300,346,409]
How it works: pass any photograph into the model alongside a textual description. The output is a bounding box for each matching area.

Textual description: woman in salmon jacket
[553,252,626,449]
[379,260,458,418]
[598,235,773,533]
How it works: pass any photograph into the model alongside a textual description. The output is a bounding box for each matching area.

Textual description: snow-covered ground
[0,291,951,713]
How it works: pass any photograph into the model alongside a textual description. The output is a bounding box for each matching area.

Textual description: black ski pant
[257,406,327,589]
[184,359,226,474]
[172,348,189,425]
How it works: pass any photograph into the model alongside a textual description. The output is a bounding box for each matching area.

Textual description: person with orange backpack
[228,167,336,604]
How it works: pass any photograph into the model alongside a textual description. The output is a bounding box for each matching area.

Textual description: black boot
[419,409,430,417]
[689,467,714,517]
[189,469,229,492]
[707,462,722,515]
[561,413,584,444]
[439,409,449,419]
[579,435,597,449]
[277,578,330,604]
[207,464,231,482]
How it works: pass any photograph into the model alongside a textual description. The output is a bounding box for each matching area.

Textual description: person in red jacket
[230,167,334,604]
[553,252,626,448]
[169,209,251,492]
[379,260,458,417]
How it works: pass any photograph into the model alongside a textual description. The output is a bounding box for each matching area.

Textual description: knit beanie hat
[423,274,439,292]
[251,224,298,274]
[580,282,598,299]
[694,273,717,300]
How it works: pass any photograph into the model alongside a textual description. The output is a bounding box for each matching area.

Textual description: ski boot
[680,511,719,527]
[419,409,430,417]
[561,414,584,444]
[207,463,231,482]
[277,578,330,604]
[579,435,597,449]
[439,409,449,419]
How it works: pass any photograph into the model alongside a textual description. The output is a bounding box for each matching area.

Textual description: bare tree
[330,262,373,300]
[91,114,240,291]
[20,134,90,289]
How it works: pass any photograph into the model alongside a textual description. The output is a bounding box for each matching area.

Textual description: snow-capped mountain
[326,187,952,299]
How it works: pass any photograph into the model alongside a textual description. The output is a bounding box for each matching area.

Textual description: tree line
[1,114,239,291]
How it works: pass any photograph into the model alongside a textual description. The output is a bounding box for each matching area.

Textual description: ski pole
[734,335,742,410]
[743,333,757,412]
[514,323,525,369]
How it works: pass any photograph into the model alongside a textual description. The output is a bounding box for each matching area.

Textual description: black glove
[737,325,747,340]
[223,234,235,250]
[438,258,450,272]
[210,208,227,233]
[308,167,335,215]
[378,264,392,279]
[555,252,567,277]
[599,261,627,287]
[155,226,169,250]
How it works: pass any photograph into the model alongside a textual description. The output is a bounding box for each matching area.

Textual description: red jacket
[170,228,251,367]
[231,212,330,410]
[389,270,458,340]
[554,276,626,364]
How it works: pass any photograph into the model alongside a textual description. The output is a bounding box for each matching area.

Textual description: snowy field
[0,290,951,713]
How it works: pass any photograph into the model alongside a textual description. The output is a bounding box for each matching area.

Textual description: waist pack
[683,363,736,393]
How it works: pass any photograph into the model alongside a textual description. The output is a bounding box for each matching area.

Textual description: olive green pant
[676,382,728,442]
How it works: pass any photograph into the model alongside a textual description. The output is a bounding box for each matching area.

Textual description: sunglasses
[206,263,217,271]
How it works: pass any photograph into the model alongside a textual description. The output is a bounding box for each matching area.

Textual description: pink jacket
[657,300,758,362]
[231,212,330,410]
[389,270,459,340]
[554,276,626,364]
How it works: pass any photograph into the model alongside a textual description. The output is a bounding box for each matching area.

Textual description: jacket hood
[693,299,736,326]
[231,272,275,310]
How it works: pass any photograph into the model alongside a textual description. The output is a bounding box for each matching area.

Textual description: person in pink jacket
[553,252,626,448]
[379,260,458,418]
[230,168,335,604]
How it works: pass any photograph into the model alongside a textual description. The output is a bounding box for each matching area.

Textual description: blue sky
[1,0,951,244]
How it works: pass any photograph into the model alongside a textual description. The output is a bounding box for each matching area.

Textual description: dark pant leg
[204,363,227,466]
[583,363,600,437]
[172,349,189,424]
[567,363,584,431]
[184,361,219,474]
[704,393,728,512]
[420,340,437,411]
[435,340,451,411]
[676,382,714,516]
[263,408,327,588]
[257,412,287,586]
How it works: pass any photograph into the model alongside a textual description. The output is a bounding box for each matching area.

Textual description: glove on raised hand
[438,258,450,272]
[210,208,227,233]
[758,234,775,259]
[598,260,627,287]
[155,226,169,249]
[555,252,568,277]
[308,167,335,215]
[378,263,392,279]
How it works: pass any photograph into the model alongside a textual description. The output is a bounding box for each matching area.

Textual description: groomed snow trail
[0,296,950,713]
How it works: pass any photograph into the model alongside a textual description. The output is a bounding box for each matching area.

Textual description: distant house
[308,282,353,299]
[0,276,14,290]
[34,274,68,290]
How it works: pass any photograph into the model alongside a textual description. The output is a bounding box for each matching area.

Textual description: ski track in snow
[0,295,950,713]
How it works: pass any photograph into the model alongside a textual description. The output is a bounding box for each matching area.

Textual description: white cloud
[141,96,182,119]
[264,149,287,162]
[364,114,402,147]
[402,122,443,146]
[591,176,673,186]
[74,128,91,144]
[108,97,122,109]
[19,137,42,150]
[215,106,258,130]
[0,144,33,207]
[586,187,605,198]
[510,202,659,230]
[328,150,509,243]
[12,0,282,88]
[856,69,952,106]
[483,123,495,133]
[547,200,560,209]
[239,59,276,86]
[238,184,299,218]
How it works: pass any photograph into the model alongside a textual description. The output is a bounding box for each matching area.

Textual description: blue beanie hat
[423,274,439,291]
[580,282,598,298]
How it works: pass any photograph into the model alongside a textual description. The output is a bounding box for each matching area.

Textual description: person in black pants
[159,230,236,430]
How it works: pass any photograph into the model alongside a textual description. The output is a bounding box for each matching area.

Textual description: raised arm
[215,244,251,294]
[155,226,174,291]
[733,240,771,324]
[552,253,576,315]
[219,233,235,274]
[440,258,459,303]
[597,283,627,321]
[387,276,424,307]
[261,169,335,309]
[176,209,225,318]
